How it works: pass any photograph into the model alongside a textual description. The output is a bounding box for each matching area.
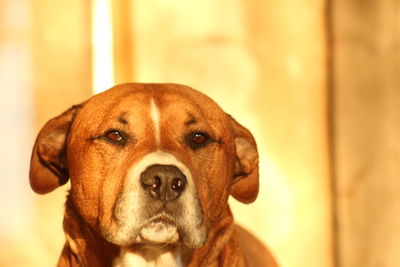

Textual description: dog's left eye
[192,133,208,144]
[188,132,211,150]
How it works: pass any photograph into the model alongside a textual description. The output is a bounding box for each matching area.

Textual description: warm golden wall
[331,0,400,266]
[0,0,399,267]
[1,0,331,266]
[0,0,92,266]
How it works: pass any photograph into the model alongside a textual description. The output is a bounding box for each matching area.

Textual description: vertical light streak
[92,0,114,94]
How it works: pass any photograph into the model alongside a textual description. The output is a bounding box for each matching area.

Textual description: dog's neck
[60,195,120,266]
[61,195,240,267]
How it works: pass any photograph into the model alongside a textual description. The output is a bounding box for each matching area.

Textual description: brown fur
[30,83,278,267]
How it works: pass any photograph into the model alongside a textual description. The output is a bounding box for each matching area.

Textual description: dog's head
[30,83,259,248]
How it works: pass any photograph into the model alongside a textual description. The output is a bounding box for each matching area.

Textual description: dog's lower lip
[138,215,180,244]
[151,215,176,225]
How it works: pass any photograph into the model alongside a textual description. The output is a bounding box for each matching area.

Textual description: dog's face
[30,83,259,249]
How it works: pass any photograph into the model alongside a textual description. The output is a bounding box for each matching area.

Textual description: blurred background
[0,0,399,266]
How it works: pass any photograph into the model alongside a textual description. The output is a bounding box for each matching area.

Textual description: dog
[29,83,278,267]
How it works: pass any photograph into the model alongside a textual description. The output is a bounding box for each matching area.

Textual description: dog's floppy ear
[229,116,259,204]
[29,105,82,194]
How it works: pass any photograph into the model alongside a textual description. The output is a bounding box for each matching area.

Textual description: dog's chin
[103,214,208,248]
[137,222,179,244]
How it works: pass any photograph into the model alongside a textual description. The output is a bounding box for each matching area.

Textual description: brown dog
[29,83,278,267]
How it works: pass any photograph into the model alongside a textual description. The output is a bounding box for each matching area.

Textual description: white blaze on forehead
[150,98,161,146]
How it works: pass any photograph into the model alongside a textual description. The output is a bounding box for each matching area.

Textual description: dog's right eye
[104,130,126,145]
[106,130,122,141]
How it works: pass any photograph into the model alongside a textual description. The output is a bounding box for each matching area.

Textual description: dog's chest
[113,247,183,267]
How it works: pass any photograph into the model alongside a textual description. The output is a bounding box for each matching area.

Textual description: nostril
[141,174,162,191]
[151,176,161,189]
[171,177,186,192]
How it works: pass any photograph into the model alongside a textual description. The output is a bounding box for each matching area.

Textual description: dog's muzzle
[140,164,187,202]
[103,151,207,247]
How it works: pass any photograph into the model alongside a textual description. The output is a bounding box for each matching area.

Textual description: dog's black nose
[140,164,187,201]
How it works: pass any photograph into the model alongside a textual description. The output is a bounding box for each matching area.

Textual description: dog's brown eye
[192,133,208,145]
[187,132,213,150]
[106,130,123,142]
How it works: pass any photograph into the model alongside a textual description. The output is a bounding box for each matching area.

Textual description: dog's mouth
[136,213,180,244]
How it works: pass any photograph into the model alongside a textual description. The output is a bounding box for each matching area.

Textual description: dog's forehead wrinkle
[184,113,198,126]
[118,112,129,125]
